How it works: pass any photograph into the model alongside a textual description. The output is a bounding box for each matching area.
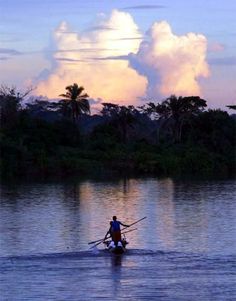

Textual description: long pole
[120,216,147,231]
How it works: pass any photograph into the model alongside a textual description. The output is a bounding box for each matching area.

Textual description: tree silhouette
[140,95,207,143]
[59,83,90,122]
[0,85,33,127]
[101,103,139,143]
[227,105,236,110]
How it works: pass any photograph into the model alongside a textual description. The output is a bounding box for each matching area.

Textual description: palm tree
[59,83,90,122]
[141,95,207,143]
[165,95,207,142]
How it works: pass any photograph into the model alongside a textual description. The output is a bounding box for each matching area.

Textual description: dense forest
[0,83,235,180]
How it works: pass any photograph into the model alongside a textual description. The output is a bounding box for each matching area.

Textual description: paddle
[88,216,147,245]
[88,237,106,245]
[89,228,138,249]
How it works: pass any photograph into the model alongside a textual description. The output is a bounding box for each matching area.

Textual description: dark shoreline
[1,162,235,185]
[1,94,235,183]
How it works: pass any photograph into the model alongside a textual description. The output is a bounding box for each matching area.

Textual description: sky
[0,0,236,112]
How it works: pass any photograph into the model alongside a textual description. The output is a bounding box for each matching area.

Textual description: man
[110,216,129,245]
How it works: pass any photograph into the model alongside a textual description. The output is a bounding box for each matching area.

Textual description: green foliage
[1,88,235,180]
[101,103,140,143]
[139,95,207,143]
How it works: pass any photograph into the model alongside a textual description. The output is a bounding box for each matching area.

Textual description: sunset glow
[1,1,235,109]
[36,11,148,107]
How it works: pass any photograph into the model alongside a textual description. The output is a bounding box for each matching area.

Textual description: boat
[104,238,128,254]
[88,217,147,253]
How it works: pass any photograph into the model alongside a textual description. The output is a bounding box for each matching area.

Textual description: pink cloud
[35,13,210,109]
[130,21,210,98]
[36,11,147,106]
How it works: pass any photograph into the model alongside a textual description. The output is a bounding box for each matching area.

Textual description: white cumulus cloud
[36,10,147,107]
[35,13,210,109]
[129,21,210,99]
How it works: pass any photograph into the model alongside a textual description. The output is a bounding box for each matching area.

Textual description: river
[0,177,235,300]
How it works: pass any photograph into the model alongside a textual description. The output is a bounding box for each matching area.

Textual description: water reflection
[0,178,235,256]
[111,254,123,267]
[155,178,175,249]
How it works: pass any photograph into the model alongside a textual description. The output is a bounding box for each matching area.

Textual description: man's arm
[119,221,130,227]
[104,231,109,240]
[104,226,112,240]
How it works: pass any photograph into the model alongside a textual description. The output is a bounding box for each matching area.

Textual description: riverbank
[1,141,235,181]
[1,99,235,181]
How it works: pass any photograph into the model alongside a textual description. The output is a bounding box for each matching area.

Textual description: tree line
[0,83,235,179]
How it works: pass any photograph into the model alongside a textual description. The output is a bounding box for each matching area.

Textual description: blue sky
[0,0,235,110]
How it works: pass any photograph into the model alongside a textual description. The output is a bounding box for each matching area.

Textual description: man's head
[112,216,117,221]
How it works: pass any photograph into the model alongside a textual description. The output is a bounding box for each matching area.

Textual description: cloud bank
[36,10,209,107]
[129,21,209,98]
[36,10,147,106]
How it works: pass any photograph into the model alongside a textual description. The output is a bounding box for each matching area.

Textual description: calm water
[0,177,236,300]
